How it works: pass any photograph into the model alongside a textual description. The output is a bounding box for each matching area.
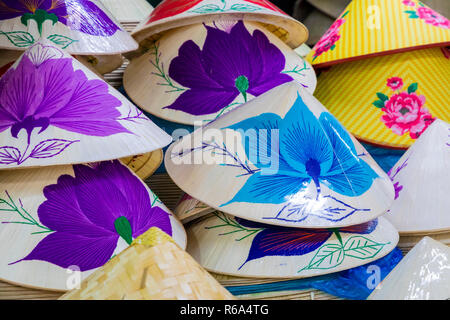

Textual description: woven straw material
[60,228,235,300]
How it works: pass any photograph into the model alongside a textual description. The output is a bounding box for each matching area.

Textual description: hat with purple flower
[0,41,172,169]
[124,20,317,125]
[0,0,138,54]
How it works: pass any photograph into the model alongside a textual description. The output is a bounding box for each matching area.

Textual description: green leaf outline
[229,4,261,12]
[343,235,388,260]
[190,4,223,13]
[0,31,35,47]
[298,243,345,272]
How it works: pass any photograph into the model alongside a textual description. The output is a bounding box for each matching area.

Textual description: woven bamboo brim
[384,120,450,235]
[305,0,450,68]
[131,0,308,49]
[124,20,316,125]
[0,49,21,76]
[0,41,172,170]
[74,54,124,75]
[121,149,164,180]
[0,0,138,54]
[174,193,215,224]
[60,227,235,300]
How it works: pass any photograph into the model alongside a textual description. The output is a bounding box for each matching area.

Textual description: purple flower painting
[11,160,173,271]
[0,0,120,36]
[164,20,293,116]
[0,43,129,166]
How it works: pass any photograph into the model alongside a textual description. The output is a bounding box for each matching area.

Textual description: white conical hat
[385,119,450,235]
[124,20,316,125]
[0,160,186,291]
[186,212,398,279]
[131,0,308,49]
[369,237,450,300]
[100,0,154,23]
[0,41,172,169]
[165,81,395,229]
[0,0,137,54]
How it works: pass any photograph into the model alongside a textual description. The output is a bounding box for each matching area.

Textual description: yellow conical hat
[305,0,450,68]
[314,47,449,148]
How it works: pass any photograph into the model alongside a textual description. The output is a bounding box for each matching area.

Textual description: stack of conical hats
[165,80,399,279]
[305,0,449,149]
[123,0,318,125]
[0,41,192,294]
[0,0,137,75]
[384,119,450,241]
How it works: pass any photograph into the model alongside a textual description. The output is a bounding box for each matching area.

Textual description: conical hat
[60,227,235,300]
[99,0,154,23]
[384,120,450,235]
[186,212,398,279]
[124,20,316,125]
[0,42,172,170]
[307,0,350,19]
[0,160,187,291]
[0,0,138,54]
[174,193,215,223]
[120,149,164,180]
[314,47,449,149]
[131,0,308,49]
[0,49,21,76]
[165,82,395,229]
[305,0,450,68]
[368,237,450,300]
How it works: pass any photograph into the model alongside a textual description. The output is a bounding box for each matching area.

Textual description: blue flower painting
[221,93,378,216]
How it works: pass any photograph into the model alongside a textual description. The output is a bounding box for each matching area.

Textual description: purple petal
[0,0,30,20]
[168,40,225,90]
[31,57,78,118]
[65,0,120,36]
[247,73,292,96]
[72,163,129,233]
[164,88,238,115]
[15,232,118,271]
[49,69,129,136]
[202,22,258,88]
[0,55,44,122]
[38,174,116,237]
[240,227,332,269]
[132,206,172,238]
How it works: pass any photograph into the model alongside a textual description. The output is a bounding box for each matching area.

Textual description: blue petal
[321,160,378,197]
[279,94,334,174]
[240,226,332,269]
[221,172,311,206]
[226,113,298,175]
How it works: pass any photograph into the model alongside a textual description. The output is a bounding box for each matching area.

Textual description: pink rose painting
[312,11,349,60]
[403,0,450,29]
[372,77,435,139]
